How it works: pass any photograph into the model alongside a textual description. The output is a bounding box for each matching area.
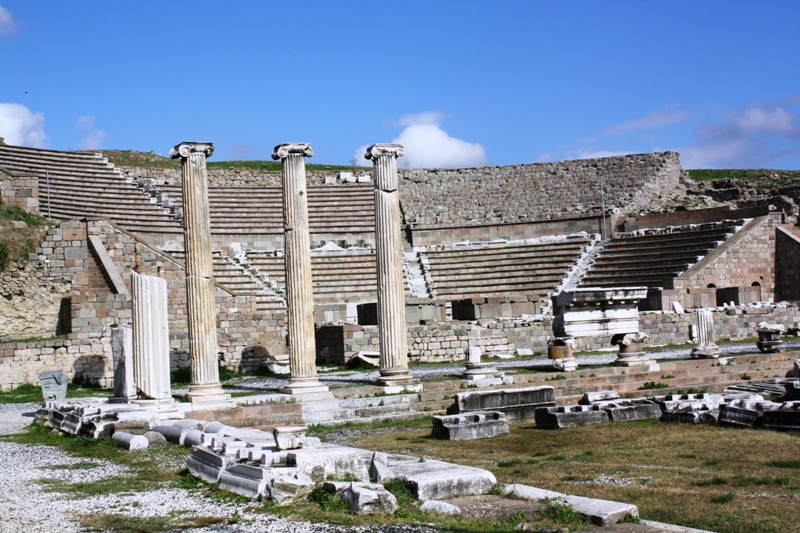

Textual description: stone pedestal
[365,144,418,388]
[548,337,578,372]
[170,142,231,405]
[130,272,179,414]
[756,322,785,353]
[273,143,328,395]
[690,309,721,359]
[110,326,136,403]
[612,332,657,370]
[462,346,509,387]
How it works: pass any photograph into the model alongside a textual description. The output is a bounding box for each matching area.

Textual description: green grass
[77,513,226,533]
[0,383,112,404]
[687,168,800,185]
[101,149,370,172]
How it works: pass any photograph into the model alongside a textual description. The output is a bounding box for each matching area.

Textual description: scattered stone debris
[431,411,510,440]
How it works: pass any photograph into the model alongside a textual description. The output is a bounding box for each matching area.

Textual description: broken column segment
[110,326,136,403]
[756,322,785,353]
[462,346,509,386]
[272,143,328,395]
[690,309,721,359]
[130,271,177,413]
[548,337,579,372]
[365,144,418,389]
[170,142,231,405]
[612,332,652,367]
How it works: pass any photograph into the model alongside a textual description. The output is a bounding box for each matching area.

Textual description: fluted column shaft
[273,143,327,394]
[366,144,416,386]
[171,142,230,404]
[131,271,172,403]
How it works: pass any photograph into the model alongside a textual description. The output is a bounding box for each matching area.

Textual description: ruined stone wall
[672,214,781,299]
[120,152,684,233]
[774,226,800,302]
[0,259,72,339]
[398,152,685,228]
[0,172,40,213]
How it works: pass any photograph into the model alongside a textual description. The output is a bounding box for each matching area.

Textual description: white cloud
[683,100,800,168]
[0,5,18,36]
[576,149,636,159]
[606,103,688,135]
[0,102,48,147]
[74,115,107,150]
[351,112,489,169]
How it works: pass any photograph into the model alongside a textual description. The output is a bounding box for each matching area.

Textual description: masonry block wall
[672,214,781,300]
[775,226,800,302]
[0,259,72,340]
[1,171,40,213]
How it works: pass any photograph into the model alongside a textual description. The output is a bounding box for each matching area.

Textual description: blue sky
[1,1,799,169]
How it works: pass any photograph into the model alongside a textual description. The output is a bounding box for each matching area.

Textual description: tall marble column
[272,143,328,394]
[365,144,418,387]
[170,142,230,404]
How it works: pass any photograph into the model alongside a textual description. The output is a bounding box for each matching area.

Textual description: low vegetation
[0,383,112,404]
[101,149,369,172]
[0,203,51,270]
[687,168,800,185]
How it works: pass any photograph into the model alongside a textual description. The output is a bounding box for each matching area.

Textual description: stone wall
[120,152,684,235]
[1,170,40,213]
[775,226,800,302]
[398,152,685,228]
[0,259,72,340]
[672,214,781,299]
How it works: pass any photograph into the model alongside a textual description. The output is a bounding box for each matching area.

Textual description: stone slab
[431,411,509,440]
[534,405,609,429]
[388,458,496,501]
[446,385,556,423]
[503,483,638,526]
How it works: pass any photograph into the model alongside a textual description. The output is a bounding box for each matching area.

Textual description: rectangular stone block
[431,411,509,440]
[447,385,556,423]
[534,405,609,429]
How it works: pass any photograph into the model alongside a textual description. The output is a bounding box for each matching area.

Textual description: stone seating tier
[421,240,588,300]
[580,225,737,289]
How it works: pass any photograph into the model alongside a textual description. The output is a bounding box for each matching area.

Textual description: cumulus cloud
[74,115,107,150]
[0,103,48,147]
[606,103,689,135]
[226,143,257,160]
[682,100,800,168]
[0,5,18,36]
[351,112,489,169]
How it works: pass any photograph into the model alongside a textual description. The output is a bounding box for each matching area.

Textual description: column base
[552,357,578,372]
[132,397,184,419]
[187,382,233,404]
[280,376,329,395]
[375,368,419,389]
[690,345,721,359]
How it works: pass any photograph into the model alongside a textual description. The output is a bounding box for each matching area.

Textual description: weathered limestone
[547,337,578,372]
[130,272,175,412]
[388,457,497,501]
[502,484,638,526]
[342,483,399,514]
[170,142,230,404]
[612,332,654,368]
[535,405,609,429]
[691,309,721,359]
[110,326,136,403]
[272,143,328,395]
[112,431,148,450]
[756,322,785,353]
[446,385,556,423]
[366,144,418,388]
[462,346,509,386]
[273,425,307,450]
[431,411,509,440]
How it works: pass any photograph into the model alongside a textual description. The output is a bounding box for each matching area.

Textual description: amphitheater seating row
[579,225,737,288]
[0,144,375,236]
[419,239,589,303]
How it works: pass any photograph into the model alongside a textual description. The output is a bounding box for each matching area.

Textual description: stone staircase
[579,222,742,288]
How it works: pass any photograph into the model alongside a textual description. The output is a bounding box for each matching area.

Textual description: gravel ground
[0,403,429,533]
